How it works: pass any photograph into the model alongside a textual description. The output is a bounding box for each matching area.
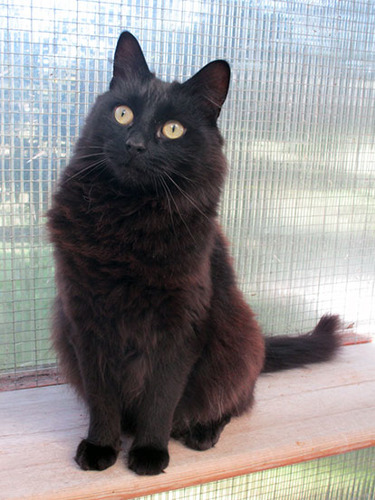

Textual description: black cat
[47,32,340,475]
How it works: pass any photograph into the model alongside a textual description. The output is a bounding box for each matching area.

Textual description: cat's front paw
[128,446,169,475]
[75,439,118,471]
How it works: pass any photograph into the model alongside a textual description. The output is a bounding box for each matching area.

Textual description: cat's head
[78,31,230,194]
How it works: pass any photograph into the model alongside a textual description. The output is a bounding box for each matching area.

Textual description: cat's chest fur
[54,178,208,264]
[50,178,214,323]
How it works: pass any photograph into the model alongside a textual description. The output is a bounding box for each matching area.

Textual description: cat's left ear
[182,60,230,120]
[110,31,152,89]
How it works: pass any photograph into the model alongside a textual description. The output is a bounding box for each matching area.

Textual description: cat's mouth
[106,152,157,187]
[124,155,155,178]
[126,155,146,169]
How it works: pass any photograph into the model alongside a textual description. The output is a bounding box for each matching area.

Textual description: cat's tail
[262,315,341,373]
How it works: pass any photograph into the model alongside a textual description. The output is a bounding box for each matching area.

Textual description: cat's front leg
[53,300,123,471]
[127,355,193,475]
[70,335,122,471]
[75,396,122,471]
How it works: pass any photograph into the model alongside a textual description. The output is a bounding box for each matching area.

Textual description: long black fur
[263,315,340,372]
[47,32,341,475]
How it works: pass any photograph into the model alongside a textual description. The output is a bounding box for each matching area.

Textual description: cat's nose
[126,137,146,155]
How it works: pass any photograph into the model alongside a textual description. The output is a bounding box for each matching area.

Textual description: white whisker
[163,172,210,222]
[63,158,107,184]
[158,176,177,237]
[159,174,198,243]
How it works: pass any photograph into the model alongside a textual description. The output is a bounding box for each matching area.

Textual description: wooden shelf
[1,343,374,500]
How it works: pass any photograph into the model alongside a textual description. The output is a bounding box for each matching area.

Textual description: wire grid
[0,0,374,387]
[131,447,375,500]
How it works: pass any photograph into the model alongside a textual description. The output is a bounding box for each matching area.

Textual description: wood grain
[0,343,374,500]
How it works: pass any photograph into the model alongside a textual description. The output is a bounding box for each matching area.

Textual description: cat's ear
[182,60,230,120]
[110,31,152,88]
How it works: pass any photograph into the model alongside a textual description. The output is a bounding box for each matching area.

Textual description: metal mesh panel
[132,447,375,500]
[1,1,374,386]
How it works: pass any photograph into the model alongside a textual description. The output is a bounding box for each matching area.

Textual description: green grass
[0,241,55,372]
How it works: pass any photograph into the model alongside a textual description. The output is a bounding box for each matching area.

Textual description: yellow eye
[114,105,134,125]
[161,121,186,140]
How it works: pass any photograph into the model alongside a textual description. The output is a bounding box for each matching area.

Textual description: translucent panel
[132,447,375,500]
[1,0,374,389]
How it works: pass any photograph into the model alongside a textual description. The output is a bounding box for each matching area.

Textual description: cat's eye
[161,121,186,140]
[114,105,134,125]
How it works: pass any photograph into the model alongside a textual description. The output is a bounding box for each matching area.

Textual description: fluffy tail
[262,315,341,373]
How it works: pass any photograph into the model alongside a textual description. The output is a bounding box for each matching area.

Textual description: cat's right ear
[182,60,230,121]
[110,31,152,89]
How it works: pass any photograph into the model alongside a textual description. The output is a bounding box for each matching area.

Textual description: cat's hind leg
[173,414,231,451]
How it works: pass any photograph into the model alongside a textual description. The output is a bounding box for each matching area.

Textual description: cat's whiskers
[158,174,198,243]
[157,176,177,237]
[168,169,196,186]
[63,157,107,184]
[162,172,210,222]
[74,152,106,162]
[150,172,161,199]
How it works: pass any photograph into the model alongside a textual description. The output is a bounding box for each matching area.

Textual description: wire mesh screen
[131,447,375,500]
[137,448,375,500]
[1,0,374,388]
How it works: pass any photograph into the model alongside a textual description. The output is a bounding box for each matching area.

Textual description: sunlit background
[1,0,374,385]
[1,1,375,498]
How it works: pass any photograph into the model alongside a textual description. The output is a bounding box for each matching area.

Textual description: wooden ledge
[1,343,374,500]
